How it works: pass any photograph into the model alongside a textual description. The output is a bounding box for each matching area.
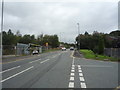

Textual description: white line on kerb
[81,82,87,88]
[0,66,34,83]
[40,59,50,64]
[70,77,74,81]
[68,82,74,88]
[79,77,85,81]
[0,66,21,74]
[29,59,41,63]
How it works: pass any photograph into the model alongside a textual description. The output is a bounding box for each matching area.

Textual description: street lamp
[77,23,80,50]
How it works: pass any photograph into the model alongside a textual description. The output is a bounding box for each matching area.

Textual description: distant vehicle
[70,47,74,50]
[32,50,38,55]
[62,47,66,51]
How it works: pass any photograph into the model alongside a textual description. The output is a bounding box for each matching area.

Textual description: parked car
[32,50,38,55]
[70,47,74,50]
[62,47,66,51]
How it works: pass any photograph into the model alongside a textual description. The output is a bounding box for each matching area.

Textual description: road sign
[46,43,48,46]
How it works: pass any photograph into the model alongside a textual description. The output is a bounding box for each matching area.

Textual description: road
[1,50,119,88]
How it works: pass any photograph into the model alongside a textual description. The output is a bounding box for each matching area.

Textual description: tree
[110,30,120,36]
[84,31,89,35]
[98,36,104,54]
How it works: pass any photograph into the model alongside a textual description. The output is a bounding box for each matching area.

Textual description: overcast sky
[0,0,118,43]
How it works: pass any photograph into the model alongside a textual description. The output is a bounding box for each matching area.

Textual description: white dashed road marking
[72,67,75,69]
[68,82,74,88]
[79,77,85,82]
[29,59,41,63]
[68,52,87,88]
[40,59,50,64]
[0,66,21,74]
[0,66,34,83]
[71,70,75,72]
[78,65,87,88]
[80,82,87,88]
[71,73,75,76]
[79,73,83,77]
[70,77,74,81]
[78,70,82,73]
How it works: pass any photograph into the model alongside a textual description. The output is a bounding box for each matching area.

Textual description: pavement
[0,50,119,89]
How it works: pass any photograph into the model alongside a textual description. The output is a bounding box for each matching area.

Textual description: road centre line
[40,59,50,64]
[0,66,34,83]
[0,66,21,74]
[29,59,41,63]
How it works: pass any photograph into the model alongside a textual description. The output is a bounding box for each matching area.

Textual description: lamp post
[77,23,80,50]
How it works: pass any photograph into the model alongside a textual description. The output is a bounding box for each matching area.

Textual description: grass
[80,49,118,61]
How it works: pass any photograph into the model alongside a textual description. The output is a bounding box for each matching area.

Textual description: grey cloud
[0,2,118,43]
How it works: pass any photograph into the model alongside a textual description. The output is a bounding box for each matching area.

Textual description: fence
[104,48,120,59]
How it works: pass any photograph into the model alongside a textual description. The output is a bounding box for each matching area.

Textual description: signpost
[46,42,48,50]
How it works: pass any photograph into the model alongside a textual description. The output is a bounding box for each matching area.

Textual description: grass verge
[80,49,118,61]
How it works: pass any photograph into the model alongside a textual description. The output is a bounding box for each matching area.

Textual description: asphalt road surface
[1,50,119,88]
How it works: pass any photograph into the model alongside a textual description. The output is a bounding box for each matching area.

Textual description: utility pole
[1,0,4,56]
[77,23,80,50]
[1,0,4,32]
[0,0,4,88]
